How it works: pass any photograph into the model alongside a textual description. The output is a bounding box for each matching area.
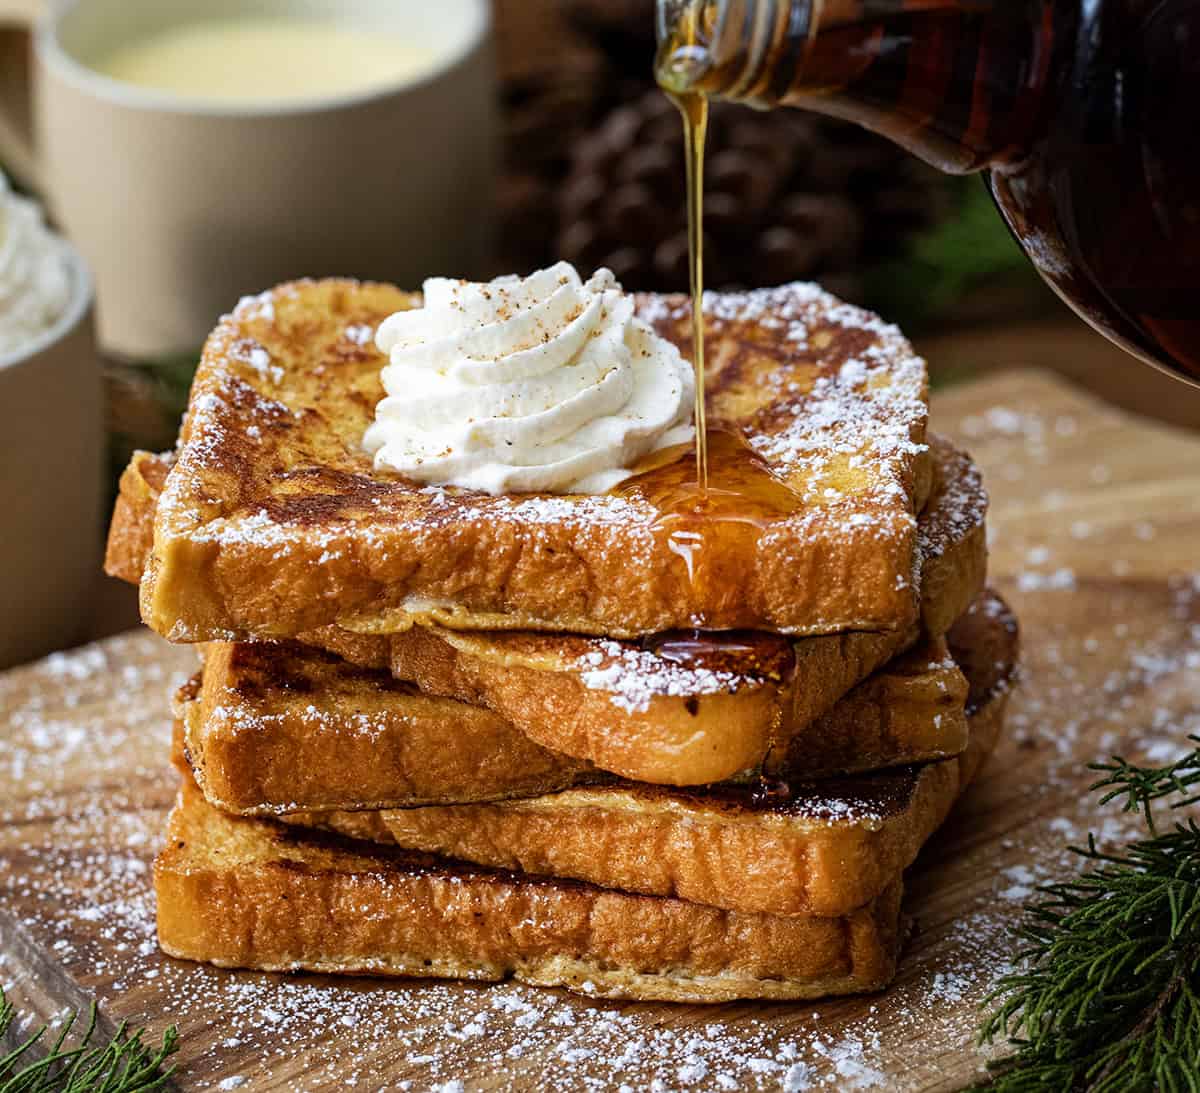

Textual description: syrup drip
[617,426,803,609]
[644,628,795,679]
[749,778,794,806]
[652,12,803,617]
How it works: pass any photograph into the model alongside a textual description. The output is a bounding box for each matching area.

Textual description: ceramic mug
[0,0,496,359]
[0,243,101,670]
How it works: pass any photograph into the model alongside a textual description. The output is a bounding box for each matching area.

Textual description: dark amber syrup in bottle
[657,0,1200,385]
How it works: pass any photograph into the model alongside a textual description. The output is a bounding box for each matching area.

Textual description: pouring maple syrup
[655,0,1200,387]
[673,88,711,488]
[613,7,809,615]
[654,0,712,488]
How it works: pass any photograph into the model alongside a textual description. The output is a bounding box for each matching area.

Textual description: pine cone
[556,90,951,298]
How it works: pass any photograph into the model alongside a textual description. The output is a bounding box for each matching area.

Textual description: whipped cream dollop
[364,263,695,494]
[0,170,72,359]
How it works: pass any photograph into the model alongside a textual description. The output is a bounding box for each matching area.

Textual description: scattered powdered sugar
[233,290,277,324]
[4,554,1199,1091]
[576,640,754,711]
[997,864,1039,902]
[344,322,376,347]
[491,492,647,528]
[1016,567,1077,593]
[637,284,928,514]
[749,345,926,499]
[206,702,394,746]
[916,439,987,581]
[230,338,284,385]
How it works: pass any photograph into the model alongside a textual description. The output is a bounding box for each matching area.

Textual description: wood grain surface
[2,369,1199,1091]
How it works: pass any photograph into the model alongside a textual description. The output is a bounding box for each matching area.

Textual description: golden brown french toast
[156,775,904,1003]
[104,449,172,589]
[108,434,985,785]
[766,631,968,776]
[176,623,967,816]
[383,435,983,783]
[137,280,930,642]
[177,649,599,814]
[288,591,1016,918]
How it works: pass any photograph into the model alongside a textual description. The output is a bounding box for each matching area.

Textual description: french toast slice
[383,435,984,783]
[175,627,966,816]
[287,591,1017,918]
[137,279,930,642]
[176,648,599,814]
[765,630,968,776]
[156,775,904,1003]
[108,434,985,786]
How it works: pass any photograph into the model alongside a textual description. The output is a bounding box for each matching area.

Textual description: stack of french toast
[105,277,1017,1003]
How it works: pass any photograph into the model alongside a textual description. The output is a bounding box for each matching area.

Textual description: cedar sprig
[1091,733,1200,833]
[978,739,1200,1091]
[0,986,178,1092]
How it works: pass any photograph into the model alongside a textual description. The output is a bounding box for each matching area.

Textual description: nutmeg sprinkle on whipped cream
[364,262,695,495]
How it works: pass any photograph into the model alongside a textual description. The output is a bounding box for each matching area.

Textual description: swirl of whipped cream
[364,262,695,494]
[0,170,72,359]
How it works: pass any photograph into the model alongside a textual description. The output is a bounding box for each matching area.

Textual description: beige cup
[0,244,102,669]
[0,0,496,359]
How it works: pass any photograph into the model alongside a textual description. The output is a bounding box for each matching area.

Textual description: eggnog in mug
[90,17,442,104]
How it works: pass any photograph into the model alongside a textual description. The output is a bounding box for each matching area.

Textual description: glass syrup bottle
[656,0,1200,387]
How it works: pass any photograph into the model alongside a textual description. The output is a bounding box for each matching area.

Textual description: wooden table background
[3,369,1200,1091]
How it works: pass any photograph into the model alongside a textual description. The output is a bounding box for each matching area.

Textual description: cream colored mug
[0,0,496,359]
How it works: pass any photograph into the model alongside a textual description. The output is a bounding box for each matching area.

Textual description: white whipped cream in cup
[0,171,73,359]
[365,262,695,494]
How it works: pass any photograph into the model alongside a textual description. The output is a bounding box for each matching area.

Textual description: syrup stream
[645,7,805,626]
[672,89,710,491]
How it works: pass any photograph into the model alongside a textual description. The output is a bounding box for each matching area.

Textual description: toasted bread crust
[156,777,903,1002]
[136,280,930,641]
[918,437,989,635]
[183,642,599,814]
[382,434,984,783]
[288,592,1016,917]
[104,451,174,586]
[770,633,967,776]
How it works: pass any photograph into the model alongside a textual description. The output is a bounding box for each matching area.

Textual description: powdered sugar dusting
[577,640,755,712]
[233,290,276,324]
[640,285,927,514]
[344,322,375,347]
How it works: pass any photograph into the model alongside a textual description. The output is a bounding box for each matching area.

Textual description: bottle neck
[657,0,1064,175]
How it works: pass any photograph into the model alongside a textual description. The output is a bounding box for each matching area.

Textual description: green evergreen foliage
[0,988,178,1092]
[864,178,1040,332]
[978,739,1200,1091]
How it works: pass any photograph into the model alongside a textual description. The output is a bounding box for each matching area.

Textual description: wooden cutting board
[2,369,1199,1092]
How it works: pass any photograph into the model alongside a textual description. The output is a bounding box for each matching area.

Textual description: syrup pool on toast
[617,426,804,604]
